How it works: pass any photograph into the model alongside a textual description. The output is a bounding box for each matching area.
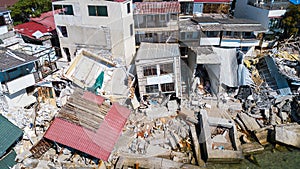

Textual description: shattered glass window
[160,63,173,75]
[145,84,159,93]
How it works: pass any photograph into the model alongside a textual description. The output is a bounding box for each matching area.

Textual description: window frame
[57,25,68,37]
[130,24,133,36]
[160,63,173,75]
[145,84,159,93]
[127,3,131,14]
[53,4,74,15]
[88,5,108,17]
[143,65,157,77]
[161,83,175,93]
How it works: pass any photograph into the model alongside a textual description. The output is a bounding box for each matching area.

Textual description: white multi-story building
[0,9,13,35]
[234,0,291,32]
[52,0,135,65]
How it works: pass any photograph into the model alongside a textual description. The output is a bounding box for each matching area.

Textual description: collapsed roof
[44,89,131,161]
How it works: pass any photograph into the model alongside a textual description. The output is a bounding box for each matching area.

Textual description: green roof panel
[0,150,17,169]
[0,114,23,157]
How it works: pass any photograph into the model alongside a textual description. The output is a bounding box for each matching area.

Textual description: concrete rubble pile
[1,40,300,169]
[109,96,201,168]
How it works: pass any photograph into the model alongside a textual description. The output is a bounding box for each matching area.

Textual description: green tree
[282,5,300,38]
[8,0,52,25]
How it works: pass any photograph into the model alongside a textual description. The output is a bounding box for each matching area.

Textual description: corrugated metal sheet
[14,21,51,39]
[134,2,180,14]
[135,43,180,61]
[264,56,291,95]
[82,91,105,105]
[0,47,38,72]
[30,10,60,29]
[0,115,23,158]
[44,102,131,161]
[0,150,17,169]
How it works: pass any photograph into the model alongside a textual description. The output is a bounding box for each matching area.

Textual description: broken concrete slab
[241,142,264,155]
[200,110,243,163]
[115,156,200,169]
[238,113,261,131]
[275,123,300,148]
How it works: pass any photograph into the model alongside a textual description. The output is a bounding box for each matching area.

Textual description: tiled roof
[0,115,23,158]
[0,47,38,72]
[134,2,180,14]
[44,93,131,161]
[14,21,51,39]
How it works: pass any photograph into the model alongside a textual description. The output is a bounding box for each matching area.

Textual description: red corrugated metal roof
[14,21,51,39]
[194,0,232,2]
[30,10,60,29]
[82,91,105,105]
[14,10,59,39]
[134,2,180,14]
[44,102,131,161]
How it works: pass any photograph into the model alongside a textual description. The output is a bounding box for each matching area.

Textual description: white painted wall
[220,39,260,47]
[6,73,35,94]
[4,89,36,108]
[0,26,8,35]
[268,10,286,17]
[234,0,286,30]
[53,0,135,65]
[200,37,220,46]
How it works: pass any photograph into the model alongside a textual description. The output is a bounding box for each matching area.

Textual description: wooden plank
[254,125,273,145]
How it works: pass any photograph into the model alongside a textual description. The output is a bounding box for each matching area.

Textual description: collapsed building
[0,1,299,168]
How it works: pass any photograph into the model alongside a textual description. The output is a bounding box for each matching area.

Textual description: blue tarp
[290,0,300,5]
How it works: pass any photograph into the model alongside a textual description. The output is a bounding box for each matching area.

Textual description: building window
[143,65,157,76]
[160,14,166,21]
[145,33,153,38]
[243,32,253,38]
[63,47,71,62]
[54,4,74,15]
[233,32,240,38]
[205,31,219,37]
[0,16,5,26]
[127,3,130,13]
[224,31,232,37]
[161,83,175,92]
[57,26,68,37]
[145,84,159,93]
[160,63,173,75]
[130,24,133,36]
[88,5,108,17]
[147,15,154,21]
